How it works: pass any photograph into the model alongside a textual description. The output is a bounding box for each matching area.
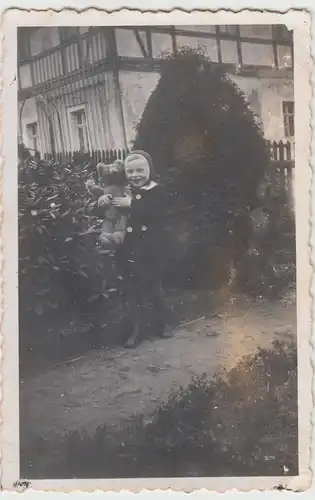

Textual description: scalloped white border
[0,7,312,493]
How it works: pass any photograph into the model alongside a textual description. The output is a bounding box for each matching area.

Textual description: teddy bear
[86,160,129,252]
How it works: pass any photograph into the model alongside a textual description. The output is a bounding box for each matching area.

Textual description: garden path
[20,297,295,446]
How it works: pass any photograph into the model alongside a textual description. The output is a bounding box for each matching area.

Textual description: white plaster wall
[94,72,127,150]
[115,28,147,58]
[20,69,294,159]
[258,79,294,141]
[232,75,264,131]
[118,69,293,148]
[118,71,160,147]
[232,75,294,142]
[151,32,173,58]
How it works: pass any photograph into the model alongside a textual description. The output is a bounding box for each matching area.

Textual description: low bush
[21,340,298,479]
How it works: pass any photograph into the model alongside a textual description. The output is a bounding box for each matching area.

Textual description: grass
[21,340,298,479]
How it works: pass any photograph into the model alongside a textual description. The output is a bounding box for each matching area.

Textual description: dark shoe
[124,330,142,348]
[156,324,174,339]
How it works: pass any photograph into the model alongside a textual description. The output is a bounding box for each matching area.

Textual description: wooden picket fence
[43,148,131,165]
[266,139,294,161]
[42,140,295,164]
[265,140,294,204]
[40,140,294,206]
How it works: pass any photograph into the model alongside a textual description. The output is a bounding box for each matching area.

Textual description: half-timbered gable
[18,25,294,156]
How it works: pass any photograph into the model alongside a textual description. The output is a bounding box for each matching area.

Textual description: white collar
[140,181,158,191]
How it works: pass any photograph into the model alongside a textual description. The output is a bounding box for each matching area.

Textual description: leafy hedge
[18,155,117,319]
[135,47,270,288]
[135,47,295,293]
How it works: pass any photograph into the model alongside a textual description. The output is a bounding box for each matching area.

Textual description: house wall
[49,74,126,152]
[258,79,294,141]
[116,70,294,146]
[232,75,294,141]
[114,26,293,69]
[118,71,160,147]
[18,26,294,157]
[20,69,294,156]
[20,72,127,155]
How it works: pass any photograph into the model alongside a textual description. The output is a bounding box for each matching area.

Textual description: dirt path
[20,298,295,445]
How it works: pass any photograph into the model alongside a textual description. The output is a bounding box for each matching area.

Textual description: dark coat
[115,184,168,287]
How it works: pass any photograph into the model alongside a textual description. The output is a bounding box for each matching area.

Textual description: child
[100,150,171,348]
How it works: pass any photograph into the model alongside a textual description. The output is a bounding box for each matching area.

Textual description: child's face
[124,155,150,188]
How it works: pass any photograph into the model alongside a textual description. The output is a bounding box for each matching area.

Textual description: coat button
[141,225,147,231]
[127,226,133,233]
[135,194,142,200]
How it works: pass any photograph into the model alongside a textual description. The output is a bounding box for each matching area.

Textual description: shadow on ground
[20,339,297,480]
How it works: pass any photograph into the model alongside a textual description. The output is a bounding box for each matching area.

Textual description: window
[241,42,274,67]
[220,40,239,64]
[218,25,238,34]
[60,27,78,41]
[151,32,173,58]
[282,101,294,137]
[26,122,39,151]
[75,110,88,150]
[274,25,292,42]
[176,36,218,61]
[116,28,147,58]
[239,25,272,39]
[175,25,216,34]
[68,106,90,151]
[277,45,293,69]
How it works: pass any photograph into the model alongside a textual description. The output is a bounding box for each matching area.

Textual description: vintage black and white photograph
[0,8,312,492]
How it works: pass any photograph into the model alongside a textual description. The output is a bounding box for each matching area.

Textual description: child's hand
[112,195,132,208]
[98,194,112,208]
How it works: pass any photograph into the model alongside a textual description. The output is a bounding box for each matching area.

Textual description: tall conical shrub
[134,47,271,290]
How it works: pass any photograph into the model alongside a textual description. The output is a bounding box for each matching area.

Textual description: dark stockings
[122,280,168,348]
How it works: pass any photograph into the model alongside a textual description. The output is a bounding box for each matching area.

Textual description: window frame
[273,25,293,43]
[282,101,295,138]
[218,25,238,35]
[67,104,90,152]
[25,120,40,152]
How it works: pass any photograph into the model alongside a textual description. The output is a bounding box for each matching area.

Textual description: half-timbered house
[18,25,294,157]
